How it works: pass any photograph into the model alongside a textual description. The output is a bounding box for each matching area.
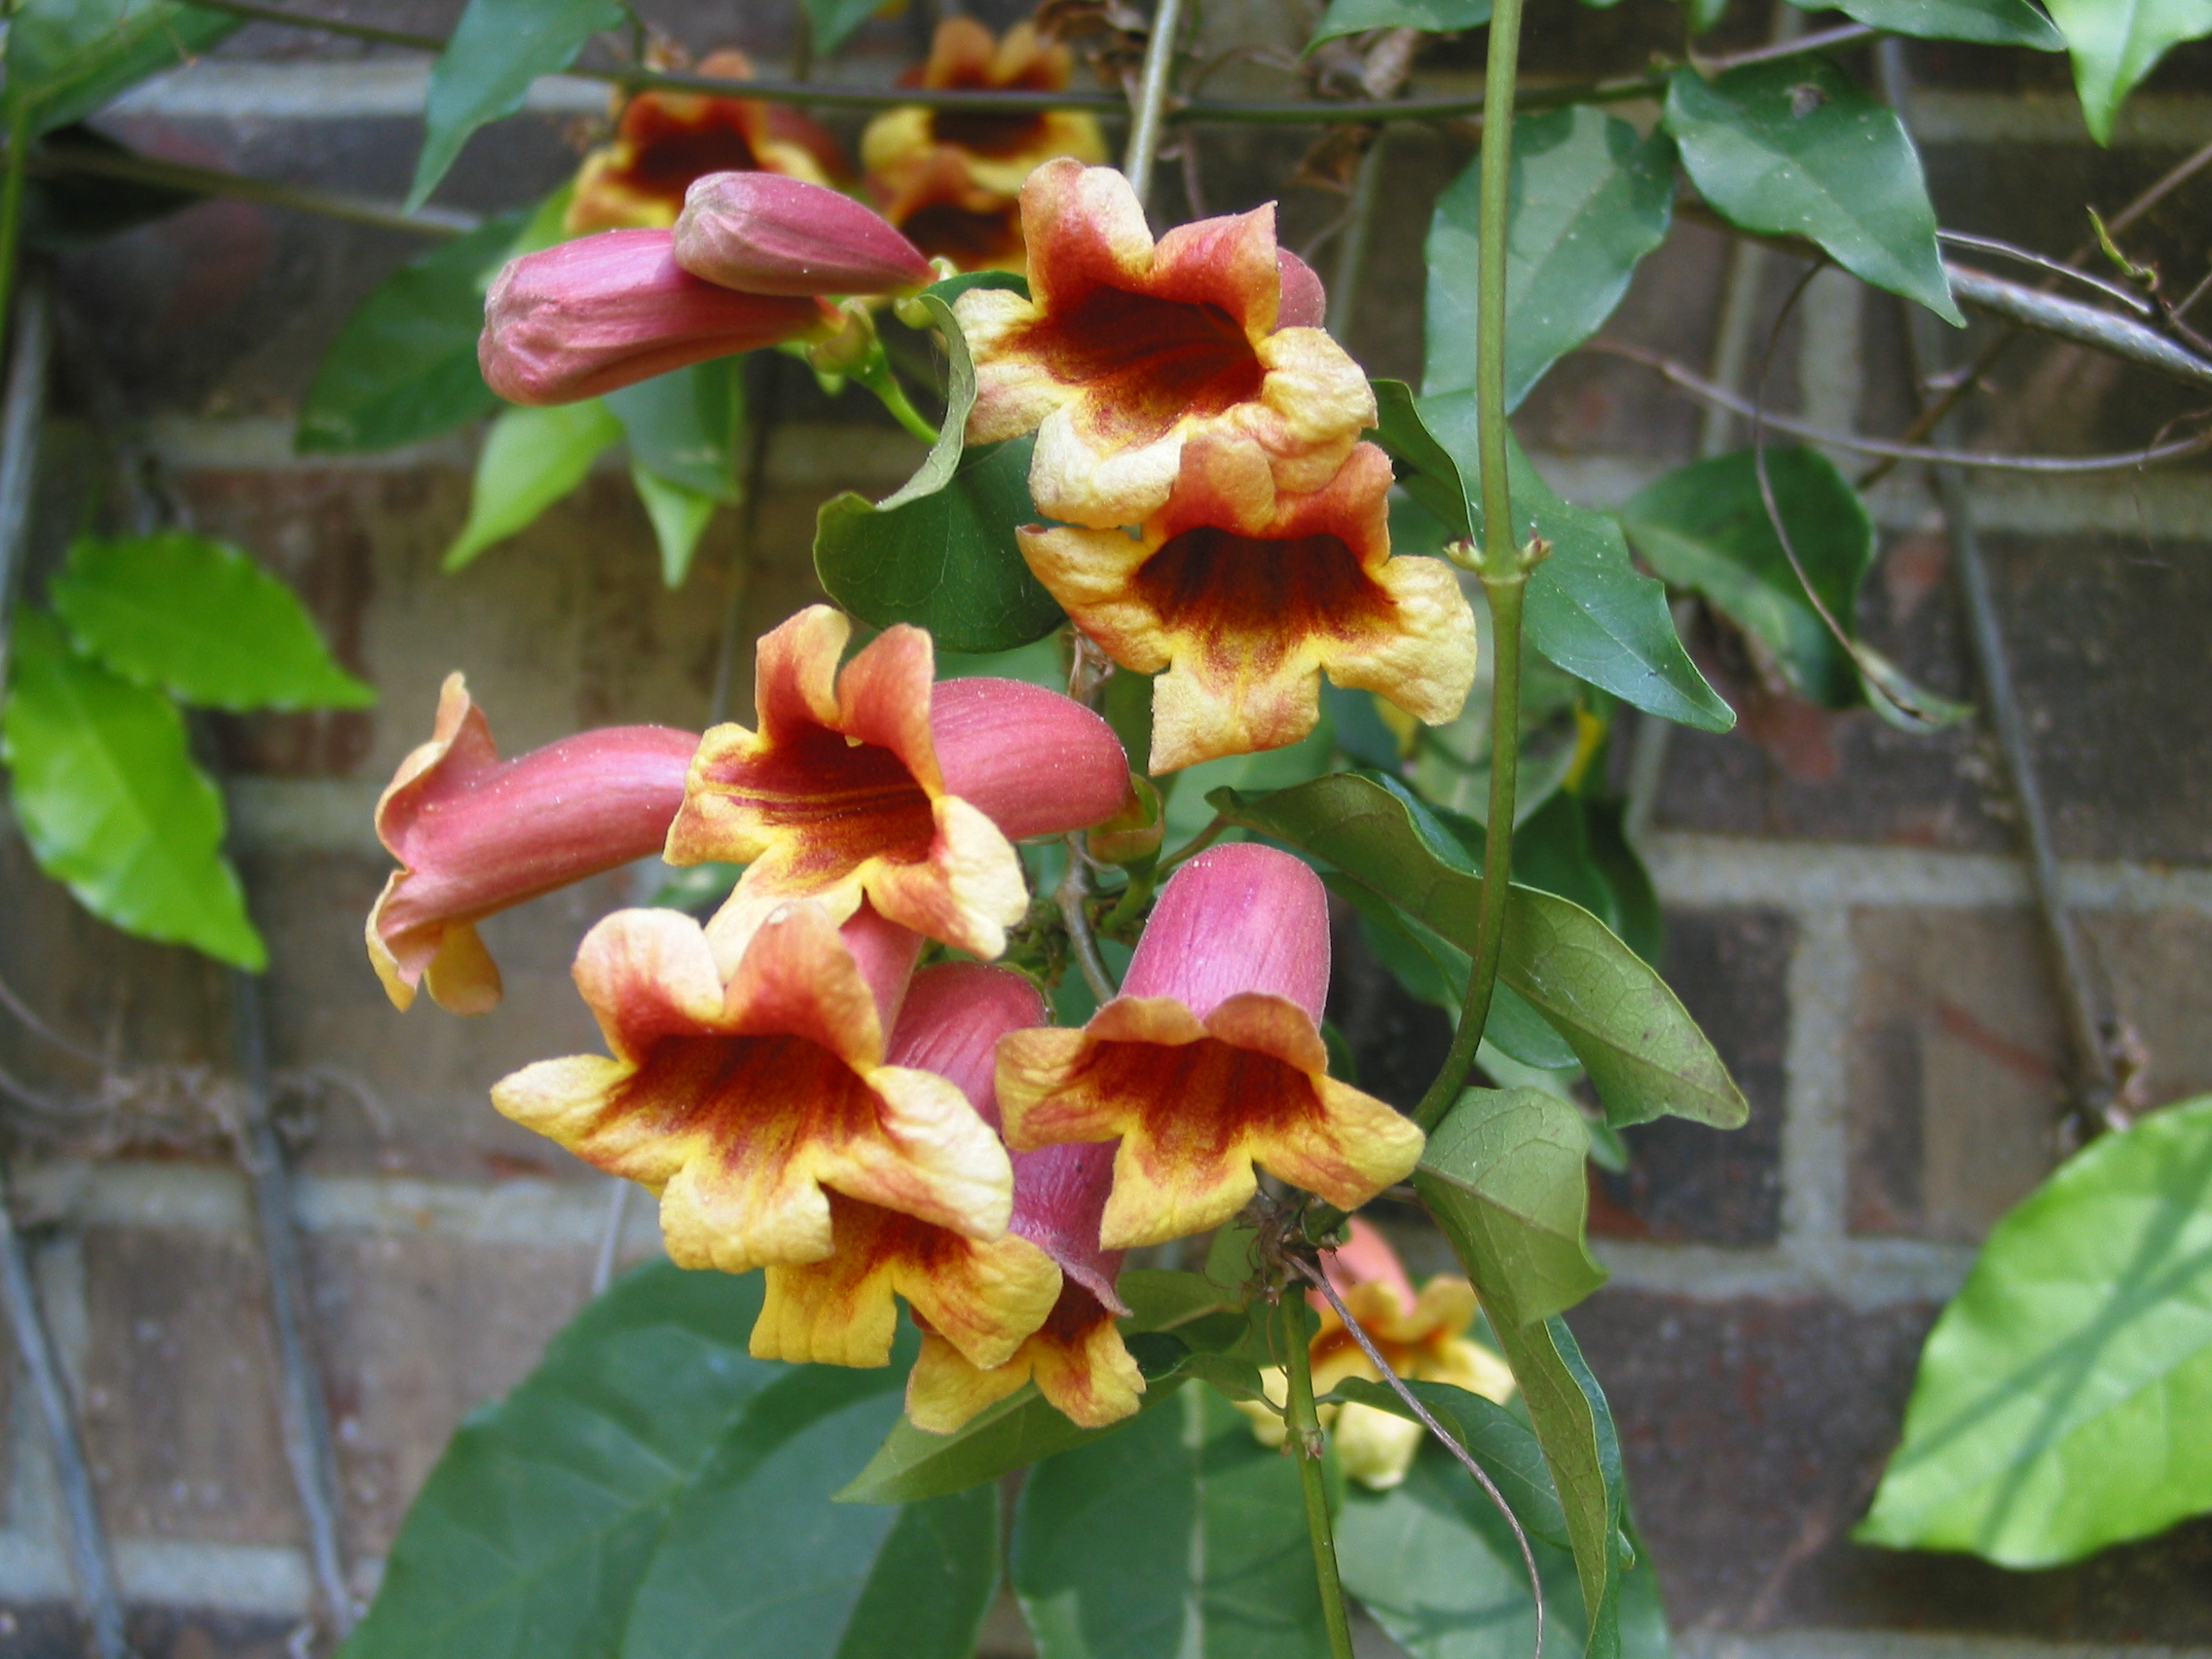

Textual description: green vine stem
[1121,0,1188,208]
[1281,1293,1357,1659]
[0,100,31,350]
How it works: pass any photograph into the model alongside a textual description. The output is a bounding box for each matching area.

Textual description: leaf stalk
[1280,1294,1357,1659]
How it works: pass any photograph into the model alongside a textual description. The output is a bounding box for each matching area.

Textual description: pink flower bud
[929,677,1137,843]
[675,171,936,297]
[1276,248,1327,330]
[480,228,836,405]
[1120,842,1330,1021]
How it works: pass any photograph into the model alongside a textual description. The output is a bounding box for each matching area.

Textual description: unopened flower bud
[1086,774,1161,866]
[675,171,936,297]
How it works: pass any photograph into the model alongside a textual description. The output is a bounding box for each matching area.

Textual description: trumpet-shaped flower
[480,229,837,405]
[674,171,934,297]
[490,900,1016,1275]
[890,965,1145,1431]
[954,159,1375,528]
[665,605,1133,963]
[998,844,1424,1248]
[1020,437,1478,772]
[566,50,849,234]
[861,19,1107,273]
[367,674,697,1014]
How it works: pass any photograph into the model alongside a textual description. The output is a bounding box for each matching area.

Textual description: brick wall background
[1,2,2209,1654]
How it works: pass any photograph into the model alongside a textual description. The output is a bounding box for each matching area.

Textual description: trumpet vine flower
[955,159,1375,528]
[674,171,935,298]
[665,605,1133,964]
[367,674,697,1014]
[998,844,1424,1249]
[1019,437,1478,772]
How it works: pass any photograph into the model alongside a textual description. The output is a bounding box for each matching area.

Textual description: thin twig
[1056,845,1119,1006]
[1698,19,1873,72]
[0,974,112,1070]
[1936,230,2152,316]
[1122,0,1188,209]
[28,144,477,239]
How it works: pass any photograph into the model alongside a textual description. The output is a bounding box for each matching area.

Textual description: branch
[30,141,476,238]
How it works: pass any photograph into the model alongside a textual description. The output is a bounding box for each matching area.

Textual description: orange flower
[954,160,1375,529]
[1020,437,1478,772]
[367,674,697,1014]
[997,845,1424,1249]
[490,901,1016,1276]
[861,18,1107,273]
[664,605,1133,963]
[566,50,850,234]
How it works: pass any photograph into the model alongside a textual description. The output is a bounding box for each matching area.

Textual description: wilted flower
[998,844,1424,1248]
[955,159,1375,529]
[674,171,935,298]
[665,605,1133,964]
[566,49,849,234]
[367,673,697,1014]
[1020,437,1478,772]
[862,18,1107,273]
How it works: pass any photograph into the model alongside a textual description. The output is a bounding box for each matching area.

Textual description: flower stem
[1281,1295,1356,1659]
[851,356,940,444]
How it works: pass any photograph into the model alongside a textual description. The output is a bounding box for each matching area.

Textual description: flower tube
[366,674,697,1014]
[665,605,1134,964]
[491,901,1016,1276]
[998,844,1425,1248]
[954,159,1376,528]
[674,171,935,298]
[1019,436,1478,771]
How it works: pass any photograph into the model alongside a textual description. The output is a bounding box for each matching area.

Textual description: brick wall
[0,3,2208,1654]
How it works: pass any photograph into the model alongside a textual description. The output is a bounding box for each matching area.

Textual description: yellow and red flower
[1020,436,1478,772]
[861,18,1107,274]
[997,844,1424,1249]
[366,674,698,1014]
[490,900,1015,1276]
[567,49,850,235]
[954,159,1375,529]
[664,605,1134,964]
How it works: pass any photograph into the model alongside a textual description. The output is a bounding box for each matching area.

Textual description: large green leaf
[408,0,626,209]
[1857,1094,2212,1567]
[1425,106,1676,412]
[1213,773,1747,1130]
[1664,58,1963,325]
[1012,1384,1331,1659]
[1793,0,2064,48]
[445,400,625,571]
[605,360,745,502]
[1308,0,1492,53]
[4,1,239,136]
[800,0,895,55]
[2,610,263,970]
[1419,1088,1607,1329]
[630,467,721,590]
[49,533,375,712]
[1330,1377,1570,1551]
[297,211,526,455]
[1371,383,1733,734]
[2046,0,2212,144]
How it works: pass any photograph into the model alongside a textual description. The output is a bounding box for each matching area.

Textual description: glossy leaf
[1309,0,1492,53]
[1213,773,1748,1130]
[1330,1377,1569,1551]
[1794,0,2064,48]
[1371,383,1733,734]
[1419,1088,1607,1329]
[801,0,896,55]
[297,211,525,455]
[49,533,375,712]
[1857,1094,2212,1567]
[1425,106,1675,411]
[883,291,986,508]
[409,0,626,209]
[1664,58,1963,325]
[2,610,263,970]
[605,359,745,502]
[5,0,239,136]
[631,467,720,589]
[2050,0,2212,144]
[445,400,624,571]
[1012,1384,1331,1659]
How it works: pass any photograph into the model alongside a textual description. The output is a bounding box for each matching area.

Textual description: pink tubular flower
[366,674,697,1014]
[665,605,1134,963]
[480,229,837,405]
[997,844,1425,1248]
[888,965,1145,1431]
[674,171,935,297]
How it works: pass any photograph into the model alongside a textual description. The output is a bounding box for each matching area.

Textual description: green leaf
[881,293,982,509]
[1330,1377,1570,1551]
[408,0,626,210]
[605,359,746,502]
[49,533,375,712]
[1370,384,1733,734]
[1857,1094,2212,1567]
[1308,0,1491,54]
[1664,58,1963,325]
[1215,773,1747,1131]
[2,610,263,970]
[630,467,720,589]
[800,0,895,55]
[445,400,624,571]
[1419,1088,1607,1328]
[297,211,526,455]
[2045,0,2212,144]
[4,1,239,136]
[1012,1385,1331,1659]
[1425,106,1676,412]
[1794,0,2064,48]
